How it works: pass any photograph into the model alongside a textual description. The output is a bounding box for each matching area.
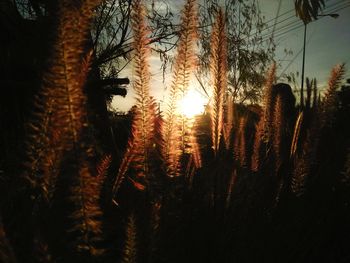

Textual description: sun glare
[178,89,207,118]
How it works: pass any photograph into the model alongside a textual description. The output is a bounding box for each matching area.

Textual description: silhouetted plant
[251,64,276,172]
[234,117,248,168]
[290,112,304,159]
[273,95,285,173]
[251,116,265,172]
[291,64,345,197]
[162,0,198,177]
[96,154,112,178]
[312,78,318,109]
[121,213,137,263]
[305,77,312,110]
[209,8,227,155]
[225,169,237,209]
[262,63,277,144]
[113,0,154,194]
[321,63,345,127]
[223,96,234,150]
[272,84,295,175]
[20,0,106,259]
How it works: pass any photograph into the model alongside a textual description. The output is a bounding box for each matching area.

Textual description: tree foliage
[295,0,325,24]
[13,0,177,83]
[198,0,275,104]
[91,0,176,79]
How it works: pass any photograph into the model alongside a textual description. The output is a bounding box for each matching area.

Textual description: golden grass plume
[113,0,154,194]
[210,8,227,154]
[321,63,345,126]
[223,96,234,150]
[162,0,198,177]
[121,213,138,263]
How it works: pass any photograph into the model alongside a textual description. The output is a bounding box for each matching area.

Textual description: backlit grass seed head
[162,0,198,177]
[210,8,227,154]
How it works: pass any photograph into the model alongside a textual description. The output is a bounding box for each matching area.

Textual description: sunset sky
[111,0,350,112]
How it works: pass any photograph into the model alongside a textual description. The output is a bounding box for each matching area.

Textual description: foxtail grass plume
[251,64,276,172]
[234,117,247,168]
[69,158,105,256]
[121,213,138,263]
[292,65,345,196]
[321,63,345,127]
[56,1,105,256]
[23,0,99,199]
[273,95,286,173]
[291,132,312,196]
[210,8,227,154]
[96,154,112,178]
[262,63,277,144]
[162,0,198,177]
[23,0,106,257]
[226,169,237,210]
[190,133,202,169]
[223,96,234,150]
[251,116,265,172]
[113,0,154,194]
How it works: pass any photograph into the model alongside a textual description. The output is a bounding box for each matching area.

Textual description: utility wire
[252,0,342,35]
[260,3,350,42]
[277,3,350,79]
[264,2,348,40]
[268,0,282,50]
[249,0,347,41]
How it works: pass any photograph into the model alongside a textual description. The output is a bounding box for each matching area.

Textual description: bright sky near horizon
[111,0,350,113]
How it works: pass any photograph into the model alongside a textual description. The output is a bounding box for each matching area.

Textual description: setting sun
[178,89,207,118]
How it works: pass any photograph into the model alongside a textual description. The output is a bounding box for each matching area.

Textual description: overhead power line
[277,3,350,78]
[257,0,341,31]
[259,2,350,43]
[248,0,347,41]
